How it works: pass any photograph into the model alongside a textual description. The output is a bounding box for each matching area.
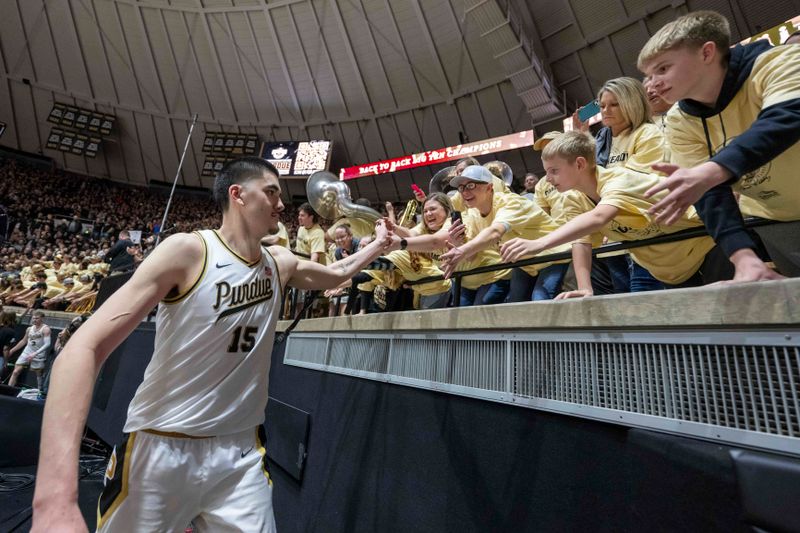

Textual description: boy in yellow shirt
[501,131,729,296]
[638,10,800,280]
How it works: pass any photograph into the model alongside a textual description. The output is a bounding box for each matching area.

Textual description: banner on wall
[339,131,535,181]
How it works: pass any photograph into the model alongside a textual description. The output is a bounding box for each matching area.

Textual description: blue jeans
[457,279,510,307]
[505,264,569,302]
[628,258,665,292]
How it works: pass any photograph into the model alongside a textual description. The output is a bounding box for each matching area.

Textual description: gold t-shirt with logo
[562,166,715,284]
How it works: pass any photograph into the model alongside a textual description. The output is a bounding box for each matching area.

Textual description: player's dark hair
[213,157,279,212]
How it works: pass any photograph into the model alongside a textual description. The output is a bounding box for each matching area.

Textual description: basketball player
[8,310,51,390]
[30,157,393,532]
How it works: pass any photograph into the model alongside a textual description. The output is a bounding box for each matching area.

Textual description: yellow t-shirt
[606,122,666,174]
[450,176,510,212]
[562,166,715,284]
[295,224,327,264]
[43,284,62,299]
[274,222,290,249]
[463,192,570,276]
[667,45,800,221]
[384,250,451,296]
[533,178,574,226]
[327,217,375,240]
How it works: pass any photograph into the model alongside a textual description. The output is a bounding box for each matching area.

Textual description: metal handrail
[403,217,780,305]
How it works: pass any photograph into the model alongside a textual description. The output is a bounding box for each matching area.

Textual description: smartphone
[411,183,424,195]
[451,211,462,224]
[578,100,601,122]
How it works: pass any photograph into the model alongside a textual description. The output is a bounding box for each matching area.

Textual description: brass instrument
[483,160,514,187]
[397,199,418,228]
[428,165,457,195]
[305,171,382,222]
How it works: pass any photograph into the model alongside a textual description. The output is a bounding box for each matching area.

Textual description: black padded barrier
[267,341,760,533]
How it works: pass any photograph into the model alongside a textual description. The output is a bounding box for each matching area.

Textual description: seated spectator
[0,278,25,304]
[638,10,800,280]
[11,276,49,308]
[500,131,733,295]
[42,277,80,311]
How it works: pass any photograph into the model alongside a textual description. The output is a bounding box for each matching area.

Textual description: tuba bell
[483,160,514,187]
[429,165,457,195]
[306,171,382,223]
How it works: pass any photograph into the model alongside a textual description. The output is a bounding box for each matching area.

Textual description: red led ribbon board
[339,130,535,181]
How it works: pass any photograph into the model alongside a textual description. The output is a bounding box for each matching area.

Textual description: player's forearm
[32,347,102,506]
[328,239,387,282]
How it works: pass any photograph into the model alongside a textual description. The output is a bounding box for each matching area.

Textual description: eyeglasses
[456,182,481,193]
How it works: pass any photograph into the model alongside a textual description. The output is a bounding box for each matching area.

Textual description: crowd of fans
[291,12,800,316]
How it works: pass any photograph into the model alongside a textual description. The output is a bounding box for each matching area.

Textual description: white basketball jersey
[21,324,45,357]
[124,230,282,437]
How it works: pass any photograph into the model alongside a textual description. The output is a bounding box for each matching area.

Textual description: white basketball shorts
[97,427,276,532]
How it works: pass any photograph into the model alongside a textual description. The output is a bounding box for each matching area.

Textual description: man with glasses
[440,165,571,303]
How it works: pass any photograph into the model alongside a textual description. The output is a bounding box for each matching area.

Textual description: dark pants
[505,264,569,302]
[590,254,631,295]
[457,279,510,307]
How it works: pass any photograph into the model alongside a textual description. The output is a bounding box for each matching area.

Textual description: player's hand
[716,248,786,284]
[413,188,427,203]
[447,220,466,246]
[32,501,88,533]
[439,243,465,279]
[500,238,544,263]
[645,162,731,225]
[384,201,395,214]
[570,111,590,132]
[554,288,594,300]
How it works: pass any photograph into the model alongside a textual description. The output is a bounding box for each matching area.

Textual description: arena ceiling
[0,0,796,202]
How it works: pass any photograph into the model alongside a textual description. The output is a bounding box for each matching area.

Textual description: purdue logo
[213,278,274,322]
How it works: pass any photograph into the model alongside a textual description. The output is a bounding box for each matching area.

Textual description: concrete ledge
[278,278,800,332]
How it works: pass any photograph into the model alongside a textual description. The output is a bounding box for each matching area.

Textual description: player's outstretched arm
[280,220,392,290]
[30,233,204,533]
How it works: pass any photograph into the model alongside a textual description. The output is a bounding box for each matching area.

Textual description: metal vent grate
[283,330,800,456]
[512,342,800,438]
[284,336,328,366]
[390,339,505,391]
[329,337,390,374]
